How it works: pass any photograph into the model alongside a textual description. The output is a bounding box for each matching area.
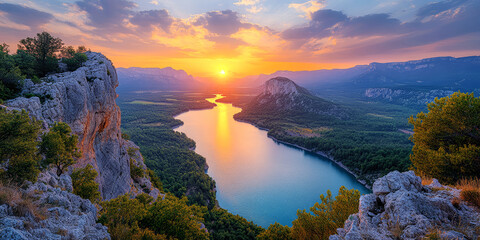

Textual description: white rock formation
[330,171,480,240]
[0,172,110,240]
[5,52,159,200]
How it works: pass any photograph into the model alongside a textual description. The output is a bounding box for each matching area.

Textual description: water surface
[176,94,369,227]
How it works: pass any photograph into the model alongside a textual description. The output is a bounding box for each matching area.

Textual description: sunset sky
[1,0,479,81]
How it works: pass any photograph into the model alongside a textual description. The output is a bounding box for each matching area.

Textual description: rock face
[0,171,110,240]
[330,171,480,240]
[238,77,347,118]
[5,52,159,200]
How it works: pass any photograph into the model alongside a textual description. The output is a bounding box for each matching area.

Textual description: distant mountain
[239,56,480,91]
[116,67,202,92]
[237,77,347,119]
[351,56,480,90]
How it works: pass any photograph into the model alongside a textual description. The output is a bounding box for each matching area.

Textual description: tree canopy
[409,92,480,184]
[40,122,81,176]
[0,108,42,183]
[18,32,63,76]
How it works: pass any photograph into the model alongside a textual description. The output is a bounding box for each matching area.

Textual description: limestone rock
[330,171,480,240]
[0,180,110,240]
[5,52,158,200]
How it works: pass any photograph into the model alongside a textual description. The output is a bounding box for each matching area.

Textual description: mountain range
[116,67,202,92]
[239,56,480,91]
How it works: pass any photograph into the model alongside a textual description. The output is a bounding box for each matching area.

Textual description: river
[175,94,370,227]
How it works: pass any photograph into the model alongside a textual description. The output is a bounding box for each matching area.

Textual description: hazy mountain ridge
[117,67,202,91]
[239,56,480,91]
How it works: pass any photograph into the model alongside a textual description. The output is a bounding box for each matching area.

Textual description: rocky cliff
[238,77,347,118]
[5,52,159,200]
[330,171,480,240]
[0,171,110,240]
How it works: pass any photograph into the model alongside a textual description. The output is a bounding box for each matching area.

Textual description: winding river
[176,94,369,227]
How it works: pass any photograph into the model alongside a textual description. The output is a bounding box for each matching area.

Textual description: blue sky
[0,0,479,78]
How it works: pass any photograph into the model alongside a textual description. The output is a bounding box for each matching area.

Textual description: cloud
[282,9,347,39]
[234,0,259,6]
[0,3,53,29]
[130,10,173,32]
[416,0,468,19]
[196,10,248,35]
[337,14,401,37]
[75,0,135,28]
[234,0,263,14]
[289,0,326,19]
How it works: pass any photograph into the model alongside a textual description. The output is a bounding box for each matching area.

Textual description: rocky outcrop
[238,77,347,118]
[330,171,480,240]
[5,52,159,200]
[0,171,110,240]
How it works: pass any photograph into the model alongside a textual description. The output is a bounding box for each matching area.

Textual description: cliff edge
[5,52,159,200]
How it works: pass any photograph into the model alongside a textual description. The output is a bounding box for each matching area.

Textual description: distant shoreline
[234,118,372,190]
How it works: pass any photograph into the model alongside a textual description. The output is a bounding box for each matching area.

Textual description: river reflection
[176,94,369,227]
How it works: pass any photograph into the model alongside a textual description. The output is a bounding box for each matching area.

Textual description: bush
[130,159,145,179]
[0,43,23,101]
[257,222,293,240]
[409,92,480,184]
[62,52,87,71]
[99,194,206,240]
[71,165,101,202]
[291,186,361,240]
[40,122,81,176]
[0,108,41,184]
[457,178,480,208]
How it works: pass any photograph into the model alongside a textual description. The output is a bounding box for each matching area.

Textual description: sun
[219,69,226,76]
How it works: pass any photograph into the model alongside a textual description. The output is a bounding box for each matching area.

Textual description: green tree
[98,194,153,240]
[12,49,37,79]
[291,186,360,240]
[18,32,64,76]
[0,108,41,183]
[257,222,293,240]
[409,92,480,184]
[71,165,101,202]
[142,195,209,240]
[40,122,81,176]
[0,43,23,100]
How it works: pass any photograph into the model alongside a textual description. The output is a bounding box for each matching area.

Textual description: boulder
[330,171,480,240]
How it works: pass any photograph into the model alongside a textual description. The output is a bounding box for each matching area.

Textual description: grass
[0,183,47,220]
[456,178,480,208]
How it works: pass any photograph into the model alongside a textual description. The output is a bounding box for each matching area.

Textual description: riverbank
[234,117,372,190]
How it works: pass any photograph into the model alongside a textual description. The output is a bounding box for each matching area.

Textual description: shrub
[62,52,87,71]
[141,195,209,240]
[121,132,130,140]
[257,222,293,240]
[71,165,101,202]
[147,169,163,192]
[40,122,81,176]
[98,194,197,240]
[0,108,41,184]
[291,186,361,240]
[130,159,145,179]
[457,178,480,208]
[409,92,480,184]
